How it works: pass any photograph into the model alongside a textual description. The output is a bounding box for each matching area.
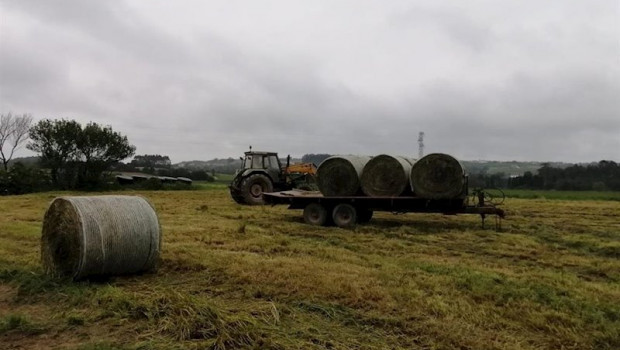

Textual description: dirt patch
[0,284,17,309]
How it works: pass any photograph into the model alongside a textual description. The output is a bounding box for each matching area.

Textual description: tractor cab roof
[244,151,279,156]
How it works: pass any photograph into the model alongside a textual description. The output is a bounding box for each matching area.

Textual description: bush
[0,163,51,195]
[0,163,50,195]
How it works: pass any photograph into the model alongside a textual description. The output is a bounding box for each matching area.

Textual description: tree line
[507,161,620,191]
[1,116,136,193]
[468,161,620,191]
[2,113,619,194]
[0,115,219,194]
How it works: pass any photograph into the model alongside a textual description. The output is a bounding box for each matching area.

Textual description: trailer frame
[263,190,505,230]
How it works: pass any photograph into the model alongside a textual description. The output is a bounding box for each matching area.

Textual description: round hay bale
[410,153,465,199]
[41,195,161,280]
[361,155,416,197]
[317,155,371,196]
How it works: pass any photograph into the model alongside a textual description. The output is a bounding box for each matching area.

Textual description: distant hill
[174,157,302,174]
[461,160,572,176]
[8,155,573,177]
[173,156,574,176]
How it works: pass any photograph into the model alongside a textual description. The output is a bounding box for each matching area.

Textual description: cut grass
[0,189,619,349]
[0,314,47,335]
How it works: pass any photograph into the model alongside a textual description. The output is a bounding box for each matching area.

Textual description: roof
[244,151,279,156]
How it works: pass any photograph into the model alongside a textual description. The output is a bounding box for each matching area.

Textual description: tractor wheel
[230,188,246,204]
[357,208,373,224]
[332,204,357,228]
[303,203,328,226]
[240,174,273,205]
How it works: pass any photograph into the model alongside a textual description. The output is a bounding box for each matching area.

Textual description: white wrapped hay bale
[41,195,161,280]
[361,155,416,197]
[317,155,371,196]
[409,153,466,199]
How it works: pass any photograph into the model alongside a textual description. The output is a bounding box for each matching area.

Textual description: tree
[28,119,135,189]
[76,122,136,187]
[0,113,33,171]
[131,154,171,168]
[28,119,82,188]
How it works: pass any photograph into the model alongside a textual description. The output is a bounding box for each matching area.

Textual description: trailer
[263,189,505,229]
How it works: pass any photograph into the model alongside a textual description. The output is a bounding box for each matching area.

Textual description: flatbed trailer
[263,190,505,229]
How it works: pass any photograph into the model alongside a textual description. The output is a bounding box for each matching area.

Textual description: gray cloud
[1,0,618,163]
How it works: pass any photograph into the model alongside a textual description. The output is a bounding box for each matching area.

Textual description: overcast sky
[1,0,619,163]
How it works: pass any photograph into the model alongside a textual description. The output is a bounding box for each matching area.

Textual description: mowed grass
[0,189,619,349]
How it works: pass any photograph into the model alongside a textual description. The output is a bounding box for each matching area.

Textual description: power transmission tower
[418,132,425,158]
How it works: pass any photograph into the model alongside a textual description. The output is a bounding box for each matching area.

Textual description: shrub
[0,163,50,195]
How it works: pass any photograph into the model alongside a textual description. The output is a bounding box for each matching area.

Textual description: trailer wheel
[332,204,357,228]
[357,208,373,223]
[303,203,328,226]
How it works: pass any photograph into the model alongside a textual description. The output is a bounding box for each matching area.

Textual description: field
[0,188,619,349]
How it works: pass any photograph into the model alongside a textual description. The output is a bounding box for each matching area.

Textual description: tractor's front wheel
[240,174,273,205]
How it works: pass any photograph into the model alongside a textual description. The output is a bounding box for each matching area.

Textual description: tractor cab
[240,151,284,183]
[229,148,316,205]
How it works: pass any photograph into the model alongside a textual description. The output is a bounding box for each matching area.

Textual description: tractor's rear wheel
[240,174,273,205]
[332,204,357,228]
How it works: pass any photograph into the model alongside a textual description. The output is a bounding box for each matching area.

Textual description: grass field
[502,189,620,201]
[0,188,619,349]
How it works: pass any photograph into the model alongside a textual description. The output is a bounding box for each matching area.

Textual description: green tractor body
[229,150,316,205]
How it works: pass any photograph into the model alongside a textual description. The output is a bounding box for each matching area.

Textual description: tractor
[229,149,317,205]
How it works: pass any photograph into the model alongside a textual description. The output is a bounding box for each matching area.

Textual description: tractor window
[244,156,252,168]
[264,156,271,169]
[268,155,279,169]
[252,156,264,169]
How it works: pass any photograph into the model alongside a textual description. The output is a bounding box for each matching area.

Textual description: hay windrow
[361,155,415,197]
[41,195,161,280]
[410,153,465,199]
[317,156,371,196]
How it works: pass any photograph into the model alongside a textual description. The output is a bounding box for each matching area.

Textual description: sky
[1,0,619,163]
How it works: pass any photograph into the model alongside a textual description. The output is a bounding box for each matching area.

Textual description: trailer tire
[303,203,328,226]
[357,208,373,223]
[332,204,357,228]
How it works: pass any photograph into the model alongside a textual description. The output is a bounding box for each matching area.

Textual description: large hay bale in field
[410,153,465,199]
[41,195,161,280]
[361,155,416,197]
[317,155,371,196]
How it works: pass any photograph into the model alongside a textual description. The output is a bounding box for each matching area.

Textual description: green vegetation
[0,189,618,349]
[503,189,620,201]
[27,119,135,190]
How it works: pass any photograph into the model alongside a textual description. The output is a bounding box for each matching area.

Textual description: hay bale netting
[41,195,161,280]
[317,155,371,196]
[361,155,416,197]
[409,153,466,199]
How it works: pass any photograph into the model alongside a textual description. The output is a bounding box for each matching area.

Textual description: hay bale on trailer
[361,155,416,197]
[317,155,371,196]
[410,153,465,199]
[41,195,161,280]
